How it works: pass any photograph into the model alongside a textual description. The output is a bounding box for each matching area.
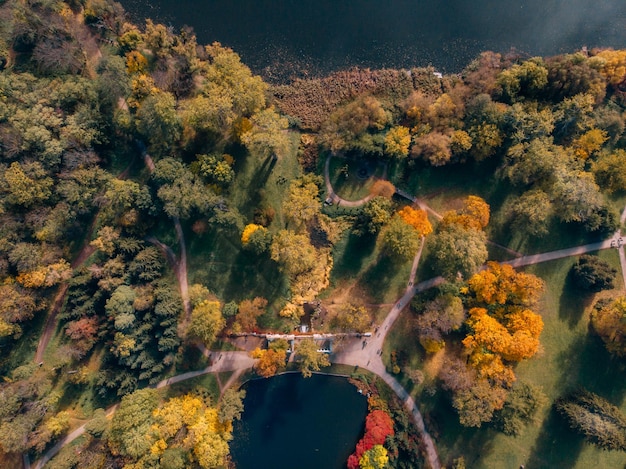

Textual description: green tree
[362,196,394,234]
[136,91,182,155]
[592,149,626,193]
[188,300,225,346]
[240,107,290,159]
[218,388,246,423]
[108,388,159,458]
[295,339,330,378]
[505,189,553,237]
[431,224,488,280]
[571,255,617,292]
[556,390,626,451]
[153,158,218,219]
[493,382,546,436]
[382,216,421,261]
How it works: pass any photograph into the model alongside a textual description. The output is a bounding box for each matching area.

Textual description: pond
[230,373,368,469]
[119,0,626,81]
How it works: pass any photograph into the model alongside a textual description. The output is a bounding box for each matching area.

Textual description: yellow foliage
[126,51,148,74]
[397,206,433,236]
[468,261,544,307]
[441,195,490,231]
[451,129,473,153]
[572,128,608,160]
[16,260,72,288]
[384,126,411,158]
[595,49,626,85]
[419,337,445,354]
[241,223,265,244]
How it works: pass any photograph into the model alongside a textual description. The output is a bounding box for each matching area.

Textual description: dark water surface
[119,0,626,80]
[230,373,368,469]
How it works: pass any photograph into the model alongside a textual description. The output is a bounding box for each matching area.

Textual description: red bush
[347,409,395,468]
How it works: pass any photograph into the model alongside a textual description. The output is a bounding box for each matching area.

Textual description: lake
[119,0,626,81]
[230,373,368,469]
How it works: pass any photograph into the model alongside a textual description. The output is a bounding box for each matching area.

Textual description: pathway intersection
[32,158,626,469]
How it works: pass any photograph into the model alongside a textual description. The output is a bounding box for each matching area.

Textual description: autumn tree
[188,300,225,347]
[332,304,371,333]
[251,345,287,378]
[240,107,290,159]
[347,410,394,469]
[233,297,267,333]
[270,230,317,278]
[384,125,411,158]
[359,445,389,469]
[591,297,626,357]
[414,293,465,353]
[592,149,626,193]
[397,206,433,235]
[411,131,452,166]
[294,339,330,378]
[283,176,321,228]
[368,180,396,199]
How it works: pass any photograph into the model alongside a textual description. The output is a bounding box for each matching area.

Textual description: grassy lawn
[326,231,413,305]
[186,134,302,318]
[385,255,626,468]
[328,155,385,201]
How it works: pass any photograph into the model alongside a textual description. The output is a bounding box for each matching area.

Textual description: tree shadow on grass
[332,233,376,279]
[359,254,398,303]
[524,333,626,468]
[420,391,498,467]
[222,249,287,305]
[525,406,585,469]
[558,269,593,329]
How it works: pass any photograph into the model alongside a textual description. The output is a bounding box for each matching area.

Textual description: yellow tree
[384,126,411,158]
[250,347,287,377]
[441,195,490,231]
[397,206,433,235]
[572,128,608,160]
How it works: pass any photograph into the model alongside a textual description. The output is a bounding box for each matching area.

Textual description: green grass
[328,155,385,201]
[326,231,412,304]
[386,255,626,468]
[186,133,302,320]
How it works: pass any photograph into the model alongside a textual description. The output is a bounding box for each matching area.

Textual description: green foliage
[295,339,330,378]
[218,388,246,423]
[189,300,225,346]
[382,216,421,261]
[136,91,182,155]
[362,196,394,235]
[493,382,547,436]
[108,388,159,458]
[431,224,488,281]
[571,255,617,292]
[504,189,553,237]
[240,107,290,159]
[152,157,218,219]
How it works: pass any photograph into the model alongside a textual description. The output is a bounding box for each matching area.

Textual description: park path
[32,351,255,469]
[33,225,626,469]
[618,206,626,289]
[324,153,375,207]
[34,161,134,363]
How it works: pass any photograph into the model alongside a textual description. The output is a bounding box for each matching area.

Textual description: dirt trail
[34,161,134,363]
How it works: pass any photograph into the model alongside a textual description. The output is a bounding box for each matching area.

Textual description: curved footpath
[32,167,626,469]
